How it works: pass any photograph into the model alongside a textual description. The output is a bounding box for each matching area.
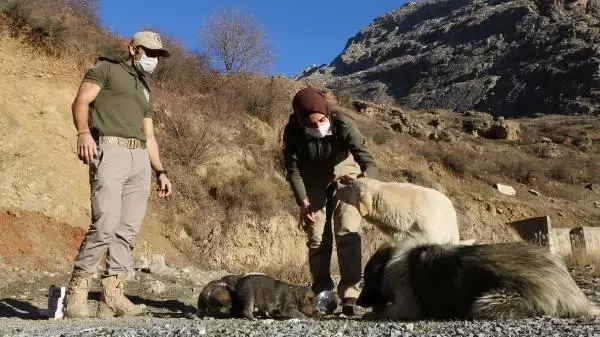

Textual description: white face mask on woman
[134,53,158,74]
[304,119,331,138]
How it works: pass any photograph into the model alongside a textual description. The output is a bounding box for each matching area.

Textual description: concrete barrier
[507,215,551,247]
[548,228,573,256]
[569,226,600,256]
[506,216,600,257]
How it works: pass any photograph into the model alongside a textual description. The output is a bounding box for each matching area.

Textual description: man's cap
[131,31,170,58]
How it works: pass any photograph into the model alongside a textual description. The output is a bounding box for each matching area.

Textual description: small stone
[486,202,496,213]
[495,183,516,196]
[406,323,415,332]
[558,212,566,218]
[529,189,541,196]
[148,280,167,295]
[595,201,600,207]
[540,137,553,142]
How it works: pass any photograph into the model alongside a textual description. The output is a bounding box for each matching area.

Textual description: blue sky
[97,1,407,77]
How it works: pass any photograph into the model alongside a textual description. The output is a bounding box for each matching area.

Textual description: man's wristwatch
[155,170,168,179]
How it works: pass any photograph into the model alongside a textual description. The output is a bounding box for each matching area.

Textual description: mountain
[296,0,600,117]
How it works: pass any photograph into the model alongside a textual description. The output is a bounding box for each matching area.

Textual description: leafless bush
[151,35,218,93]
[154,104,216,167]
[218,75,292,126]
[3,0,99,57]
[199,7,272,74]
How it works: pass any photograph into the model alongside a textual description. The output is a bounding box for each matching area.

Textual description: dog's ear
[358,189,373,216]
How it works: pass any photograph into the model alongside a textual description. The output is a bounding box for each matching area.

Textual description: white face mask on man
[134,53,158,74]
[304,119,331,138]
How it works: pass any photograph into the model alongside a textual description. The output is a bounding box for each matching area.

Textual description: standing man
[282,87,377,316]
[66,31,172,318]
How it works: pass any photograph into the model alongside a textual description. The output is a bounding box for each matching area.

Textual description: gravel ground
[1,316,600,337]
[1,265,600,336]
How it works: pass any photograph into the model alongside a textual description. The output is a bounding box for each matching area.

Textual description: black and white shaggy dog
[358,242,600,320]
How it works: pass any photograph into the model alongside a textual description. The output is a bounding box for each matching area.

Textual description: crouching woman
[281,87,377,315]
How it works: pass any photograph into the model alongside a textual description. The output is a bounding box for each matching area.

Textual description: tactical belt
[98,136,146,149]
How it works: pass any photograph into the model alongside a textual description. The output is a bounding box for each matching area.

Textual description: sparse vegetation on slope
[1,0,599,284]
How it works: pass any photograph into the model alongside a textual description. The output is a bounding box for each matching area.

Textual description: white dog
[333,177,470,249]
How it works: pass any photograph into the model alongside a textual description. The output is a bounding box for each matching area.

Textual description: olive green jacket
[282,113,377,205]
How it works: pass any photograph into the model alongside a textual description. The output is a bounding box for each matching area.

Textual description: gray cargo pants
[74,143,151,276]
[301,155,363,300]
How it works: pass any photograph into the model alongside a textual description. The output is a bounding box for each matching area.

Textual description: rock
[296,0,600,117]
[429,133,441,141]
[595,201,600,207]
[540,137,553,143]
[148,254,174,275]
[462,117,492,135]
[586,183,600,192]
[390,122,407,133]
[528,189,541,196]
[147,280,167,295]
[535,143,563,159]
[573,137,593,151]
[409,128,430,140]
[126,270,136,281]
[486,203,496,213]
[440,130,458,142]
[495,183,516,196]
[485,120,520,140]
[135,256,150,271]
[362,106,379,117]
[428,117,443,129]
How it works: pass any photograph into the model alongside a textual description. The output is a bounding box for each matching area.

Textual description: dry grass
[1,0,120,59]
[564,252,600,278]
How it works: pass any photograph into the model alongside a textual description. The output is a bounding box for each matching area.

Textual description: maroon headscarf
[292,87,329,119]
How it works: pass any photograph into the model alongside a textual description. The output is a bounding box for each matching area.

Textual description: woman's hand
[339,172,365,184]
[299,200,316,227]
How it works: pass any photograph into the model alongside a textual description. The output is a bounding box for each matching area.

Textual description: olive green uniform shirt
[282,113,378,205]
[82,58,153,142]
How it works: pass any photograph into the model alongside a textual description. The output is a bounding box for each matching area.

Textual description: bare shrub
[150,35,218,94]
[207,173,288,221]
[3,0,99,57]
[199,7,272,74]
[417,143,476,176]
[220,75,292,125]
[372,129,394,145]
[153,101,216,167]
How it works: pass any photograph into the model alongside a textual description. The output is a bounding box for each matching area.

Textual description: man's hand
[339,172,365,184]
[156,173,172,197]
[77,133,97,164]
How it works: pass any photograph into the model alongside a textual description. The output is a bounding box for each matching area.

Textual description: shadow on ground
[0,298,44,319]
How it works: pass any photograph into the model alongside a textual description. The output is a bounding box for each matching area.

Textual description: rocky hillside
[297,0,600,117]
[1,5,599,284]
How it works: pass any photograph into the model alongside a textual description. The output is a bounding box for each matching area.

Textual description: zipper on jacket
[316,138,321,158]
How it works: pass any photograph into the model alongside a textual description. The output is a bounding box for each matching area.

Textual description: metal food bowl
[314,290,337,315]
